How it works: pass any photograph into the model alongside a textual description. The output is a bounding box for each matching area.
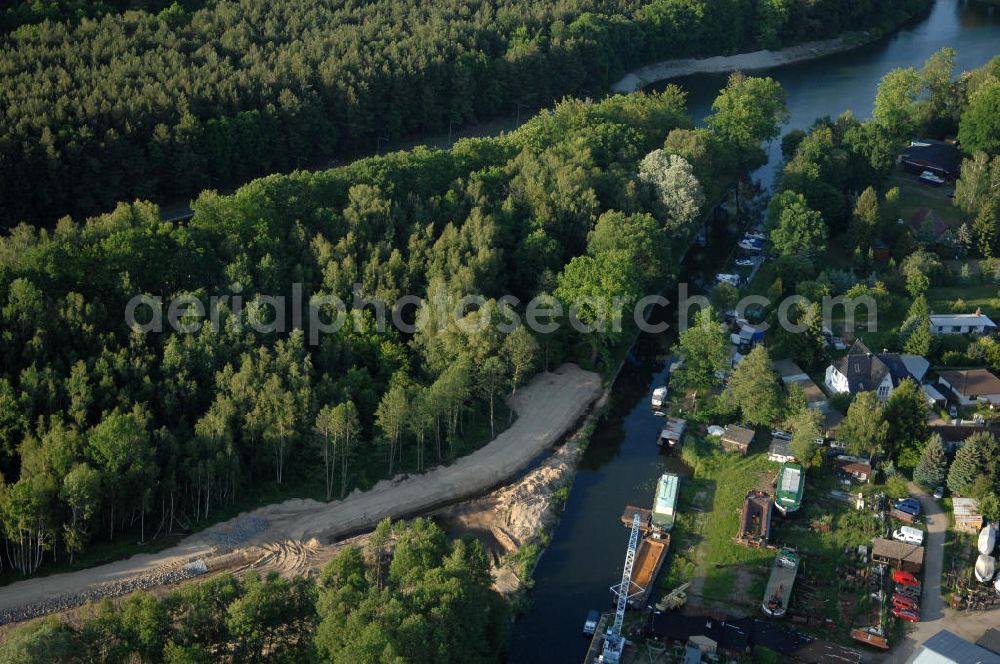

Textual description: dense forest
[0,79,787,577]
[0,519,511,663]
[0,0,930,225]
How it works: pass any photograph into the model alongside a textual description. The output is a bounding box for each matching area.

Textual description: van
[893,526,924,546]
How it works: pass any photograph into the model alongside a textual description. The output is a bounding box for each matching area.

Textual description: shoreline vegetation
[0,0,931,226]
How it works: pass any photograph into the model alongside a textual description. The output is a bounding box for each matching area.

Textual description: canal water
[506,2,1000,661]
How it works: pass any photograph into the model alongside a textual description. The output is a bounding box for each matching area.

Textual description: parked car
[892,607,920,622]
[890,508,920,524]
[892,594,919,611]
[948,404,959,418]
[895,498,921,516]
[895,584,921,599]
[892,569,921,588]
[933,486,944,500]
[770,429,792,441]
[893,526,924,546]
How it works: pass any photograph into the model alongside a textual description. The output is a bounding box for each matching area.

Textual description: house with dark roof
[900,139,963,179]
[824,339,929,400]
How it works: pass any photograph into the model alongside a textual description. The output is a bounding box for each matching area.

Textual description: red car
[892,570,921,587]
[893,594,919,611]
[892,607,919,622]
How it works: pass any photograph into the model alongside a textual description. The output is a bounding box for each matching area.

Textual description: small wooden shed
[721,425,755,455]
[953,497,983,533]
[871,538,924,573]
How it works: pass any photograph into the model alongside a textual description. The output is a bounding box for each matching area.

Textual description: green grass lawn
[888,169,961,231]
[927,282,1000,319]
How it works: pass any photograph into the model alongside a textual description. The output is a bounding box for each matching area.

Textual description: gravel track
[0,364,602,626]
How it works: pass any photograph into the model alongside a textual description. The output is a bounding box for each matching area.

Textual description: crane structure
[602,513,641,664]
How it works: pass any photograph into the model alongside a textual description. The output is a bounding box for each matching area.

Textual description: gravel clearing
[0,364,601,626]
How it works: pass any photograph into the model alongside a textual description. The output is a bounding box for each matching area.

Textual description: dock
[582,614,636,664]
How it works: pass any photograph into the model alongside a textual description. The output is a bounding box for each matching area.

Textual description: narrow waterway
[506,2,1000,661]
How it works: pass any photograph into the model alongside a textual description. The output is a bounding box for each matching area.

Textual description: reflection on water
[507,2,1000,661]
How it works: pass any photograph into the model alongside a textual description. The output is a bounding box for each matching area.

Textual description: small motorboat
[582,609,599,636]
[975,554,996,583]
[651,386,668,410]
[979,525,996,556]
[919,170,945,186]
[738,239,763,252]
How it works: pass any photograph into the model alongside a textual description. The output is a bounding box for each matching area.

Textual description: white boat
[979,525,996,556]
[975,554,996,583]
[651,386,668,410]
[995,577,1000,594]
[919,170,945,186]
[738,239,763,252]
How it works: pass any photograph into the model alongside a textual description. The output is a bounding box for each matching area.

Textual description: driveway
[877,483,998,662]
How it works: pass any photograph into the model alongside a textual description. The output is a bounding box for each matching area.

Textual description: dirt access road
[876,484,999,662]
[0,364,602,624]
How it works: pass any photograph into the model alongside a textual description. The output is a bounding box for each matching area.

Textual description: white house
[824,339,929,400]
[938,369,1000,407]
[929,310,997,336]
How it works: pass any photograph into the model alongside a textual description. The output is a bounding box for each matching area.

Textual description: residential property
[929,423,1000,452]
[905,629,1000,664]
[721,425,755,455]
[937,369,1000,407]
[824,339,929,399]
[929,310,997,336]
[899,139,963,179]
[772,358,842,436]
[953,497,983,533]
[909,208,952,243]
[923,383,947,408]
[871,537,924,573]
[768,437,795,463]
[835,457,872,483]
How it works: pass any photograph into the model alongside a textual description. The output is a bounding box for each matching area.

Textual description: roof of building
[928,423,1000,443]
[952,497,981,518]
[831,340,927,392]
[837,458,872,476]
[901,140,963,175]
[930,312,998,329]
[907,629,1000,664]
[871,537,924,565]
[773,359,829,406]
[977,629,1000,656]
[769,437,794,459]
[722,425,755,447]
[938,369,1000,397]
[909,208,952,240]
[923,384,946,402]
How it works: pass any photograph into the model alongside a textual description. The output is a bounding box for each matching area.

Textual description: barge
[774,462,804,516]
[762,547,799,617]
[737,489,772,547]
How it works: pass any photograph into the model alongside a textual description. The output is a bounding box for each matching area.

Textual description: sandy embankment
[0,364,602,625]
[612,34,868,93]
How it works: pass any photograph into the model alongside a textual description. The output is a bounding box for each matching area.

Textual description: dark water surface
[506,2,1000,661]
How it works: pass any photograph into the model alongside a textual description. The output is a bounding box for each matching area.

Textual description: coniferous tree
[913,434,948,489]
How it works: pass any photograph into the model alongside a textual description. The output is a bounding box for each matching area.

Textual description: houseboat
[657,417,687,448]
[774,462,805,516]
[762,547,799,617]
[652,473,680,532]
